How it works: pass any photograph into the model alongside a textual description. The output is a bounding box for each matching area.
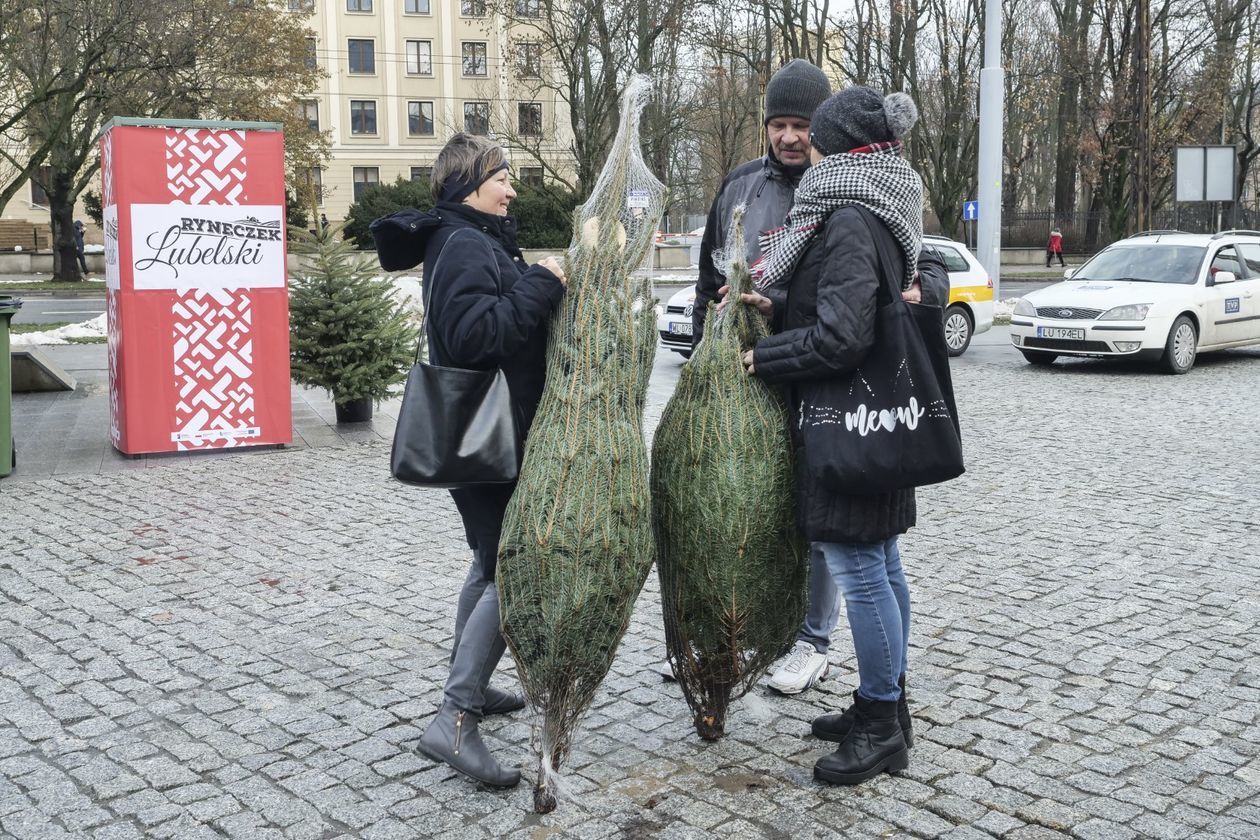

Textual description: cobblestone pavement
[3,342,1260,839]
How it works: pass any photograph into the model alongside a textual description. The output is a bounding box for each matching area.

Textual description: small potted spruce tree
[288,225,416,423]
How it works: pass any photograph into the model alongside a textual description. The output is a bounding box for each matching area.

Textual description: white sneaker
[767,641,829,695]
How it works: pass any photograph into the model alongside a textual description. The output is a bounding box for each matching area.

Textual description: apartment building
[0,0,573,230]
[295,0,574,221]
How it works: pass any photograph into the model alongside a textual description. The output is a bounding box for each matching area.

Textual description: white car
[656,286,696,357]
[923,234,995,356]
[1008,230,1260,374]
[656,235,994,359]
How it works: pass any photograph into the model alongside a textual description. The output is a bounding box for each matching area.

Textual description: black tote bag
[390,234,522,488]
[797,209,964,494]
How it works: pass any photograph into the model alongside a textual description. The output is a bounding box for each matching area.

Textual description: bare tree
[18,0,322,281]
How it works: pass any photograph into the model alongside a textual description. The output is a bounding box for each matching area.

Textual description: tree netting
[649,207,807,741]
[497,76,667,814]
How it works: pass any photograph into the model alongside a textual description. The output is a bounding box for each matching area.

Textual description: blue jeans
[817,538,910,702]
[797,544,842,654]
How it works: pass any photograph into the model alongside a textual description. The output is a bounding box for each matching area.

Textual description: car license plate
[668,322,693,336]
[1037,326,1084,340]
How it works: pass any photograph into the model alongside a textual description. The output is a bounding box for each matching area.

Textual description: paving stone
[3,349,1258,837]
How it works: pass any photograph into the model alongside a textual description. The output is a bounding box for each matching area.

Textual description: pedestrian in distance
[73,220,89,274]
[737,85,949,785]
[1047,225,1065,267]
[370,134,567,790]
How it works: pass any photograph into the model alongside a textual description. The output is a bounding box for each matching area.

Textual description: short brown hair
[430,133,508,200]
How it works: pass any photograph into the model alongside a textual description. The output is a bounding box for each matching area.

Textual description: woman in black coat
[740,87,946,786]
[371,134,566,789]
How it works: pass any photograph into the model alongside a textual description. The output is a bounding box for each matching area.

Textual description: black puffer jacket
[752,205,949,543]
[371,201,565,552]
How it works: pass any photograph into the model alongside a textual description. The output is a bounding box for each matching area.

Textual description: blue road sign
[963,200,979,221]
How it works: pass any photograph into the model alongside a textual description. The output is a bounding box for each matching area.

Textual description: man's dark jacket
[371,201,565,553]
[693,153,804,343]
[752,206,950,544]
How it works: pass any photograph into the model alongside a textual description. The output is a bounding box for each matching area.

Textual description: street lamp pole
[977,0,1004,302]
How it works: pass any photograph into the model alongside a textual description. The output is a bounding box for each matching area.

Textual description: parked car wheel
[673,349,692,359]
[1021,350,1058,366]
[944,305,973,357]
[1161,315,1197,374]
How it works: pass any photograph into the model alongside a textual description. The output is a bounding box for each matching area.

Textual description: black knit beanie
[809,86,919,155]
[764,59,832,123]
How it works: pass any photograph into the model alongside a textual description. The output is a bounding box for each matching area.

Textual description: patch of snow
[389,275,424,323]
[994,297,1020,321]
[11,314,107,346]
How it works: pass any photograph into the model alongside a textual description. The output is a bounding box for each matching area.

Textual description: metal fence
[937,203,1260,253]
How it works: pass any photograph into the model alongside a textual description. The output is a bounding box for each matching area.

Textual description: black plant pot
[334,397,373,424]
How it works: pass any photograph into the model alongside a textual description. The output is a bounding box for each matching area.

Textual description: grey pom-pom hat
[808,86,919,155]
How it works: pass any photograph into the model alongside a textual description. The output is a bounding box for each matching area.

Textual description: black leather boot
[812,675,913,748]
[813,695,909,785]
[482,685,526,716]
[417,702,521,788]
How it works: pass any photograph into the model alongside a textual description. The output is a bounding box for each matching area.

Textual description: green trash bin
[0,294,21,477]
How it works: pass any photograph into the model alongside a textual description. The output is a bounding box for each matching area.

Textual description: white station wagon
[1008,230,1260,373]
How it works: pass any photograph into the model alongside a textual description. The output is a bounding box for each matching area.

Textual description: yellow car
[924,234,995,356]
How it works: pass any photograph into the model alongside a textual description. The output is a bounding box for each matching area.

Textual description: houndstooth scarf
[754,142,924,291]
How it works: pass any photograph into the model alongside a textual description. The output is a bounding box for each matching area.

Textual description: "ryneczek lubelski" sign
[130,203,285,289]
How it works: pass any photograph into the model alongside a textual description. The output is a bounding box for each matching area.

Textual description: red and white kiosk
[100,118,292,454]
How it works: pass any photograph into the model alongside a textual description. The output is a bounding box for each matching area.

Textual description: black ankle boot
[417,702,521,788]
[813,695,909,785]
[482,685,526,716]
[812,675,913,749]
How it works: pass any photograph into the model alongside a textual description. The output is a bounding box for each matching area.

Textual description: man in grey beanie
[692,59,831,351]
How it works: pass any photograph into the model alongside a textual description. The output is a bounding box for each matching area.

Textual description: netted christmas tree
[650,207,807,741]
[497,77,666,814]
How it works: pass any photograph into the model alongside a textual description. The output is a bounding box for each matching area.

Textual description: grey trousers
[797,543,843,654]
[444,547,506,715]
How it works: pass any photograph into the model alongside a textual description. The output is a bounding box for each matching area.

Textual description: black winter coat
[371,201,565,552]
[752,205,949,544]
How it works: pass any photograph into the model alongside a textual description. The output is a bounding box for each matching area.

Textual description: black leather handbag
[389,235,522,488]
[797,209,964,494]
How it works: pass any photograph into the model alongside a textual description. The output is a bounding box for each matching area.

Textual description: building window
[348,39,375,74]
[30,165,50,206]
[518,42,542,78]
[288,0,314,10]
[305,38,317,69]
[350,100,377,135]
[346,0,372,11]
[407,101,434,136]
[463,102,490,135]
[298,100,319,131]
[297,167,323,205]
[518,102,542,136]
[520,167,544,188]
[462,42,487,77]
[406,40,432,75]
[405,0,430,11]
[411,166,433,183]
[515,0,540,16]
[461,0,486,15]
[352,167,379,201]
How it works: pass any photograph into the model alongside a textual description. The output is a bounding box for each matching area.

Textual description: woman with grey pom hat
[737,86,949,785]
